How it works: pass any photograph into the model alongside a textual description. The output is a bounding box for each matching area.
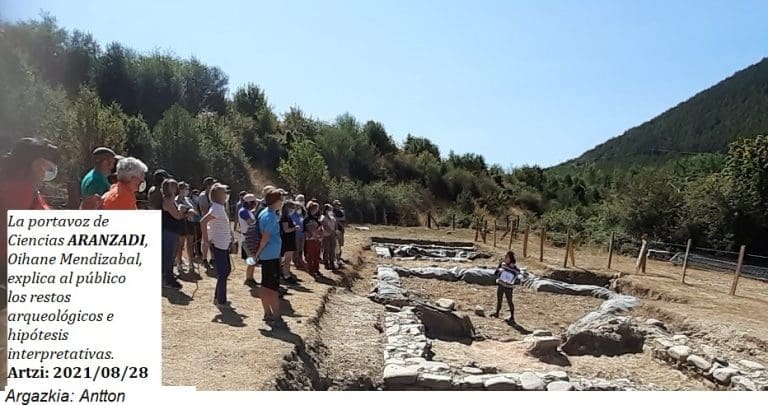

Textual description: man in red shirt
[101,157,148,210]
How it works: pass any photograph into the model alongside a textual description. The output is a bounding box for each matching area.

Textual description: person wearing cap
[200,183,234,308]
[81,146,120,200]
[196,176,217,266]
[148,169,171,210]
[100,157,148,210]
[1,137,61,290]
[333,199,347,266]
[238,193,259,288]
[253,189,285,326]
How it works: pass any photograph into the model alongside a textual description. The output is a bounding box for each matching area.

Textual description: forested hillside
[564,58,768,169]
[2,14,768,253]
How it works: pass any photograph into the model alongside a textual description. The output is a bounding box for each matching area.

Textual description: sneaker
[244,279,259,288]
[266,317,288,328]
[282,275,298,285]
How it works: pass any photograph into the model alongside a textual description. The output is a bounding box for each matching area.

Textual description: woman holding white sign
[491,251,522,325]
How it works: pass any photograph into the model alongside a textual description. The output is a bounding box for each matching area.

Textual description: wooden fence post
[507,221,516,250]
[563,231,571,268]
[482,220,488,244]
[569,236,576,267]
[523,226,530,258]
[452,213,456,231]
[427,212,432,229]
[493,219,497,247]
[681,238,692,284]
[474,217,480,242]
[539,227,546,262]
[607,232,615,269]
[382,208,388,225]
[729,245,746,296]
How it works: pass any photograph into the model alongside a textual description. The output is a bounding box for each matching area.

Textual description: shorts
[280,237,296,255]
[260,259,281,291]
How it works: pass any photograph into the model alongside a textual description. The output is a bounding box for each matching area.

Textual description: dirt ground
[161,229,371,390]
[401,277,602,341]
[162,224,767,390]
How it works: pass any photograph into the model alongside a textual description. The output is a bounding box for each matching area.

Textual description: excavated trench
[274,252,387,390]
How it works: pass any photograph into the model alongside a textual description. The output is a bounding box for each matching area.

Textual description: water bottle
[246,257,257,266]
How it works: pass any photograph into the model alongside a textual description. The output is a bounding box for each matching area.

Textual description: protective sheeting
[372,243,492,261]
[386,265,639,314]
[371,266,409,306]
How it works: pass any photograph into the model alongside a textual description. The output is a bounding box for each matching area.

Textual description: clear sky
[3,0,768,168]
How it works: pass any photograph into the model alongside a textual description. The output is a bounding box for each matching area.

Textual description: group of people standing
[0,136,349,328]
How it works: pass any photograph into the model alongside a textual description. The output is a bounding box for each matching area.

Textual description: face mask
[43,163,58,182]
[138,180,147,193]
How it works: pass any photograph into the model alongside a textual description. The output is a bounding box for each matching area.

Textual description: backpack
[244,206,268,256]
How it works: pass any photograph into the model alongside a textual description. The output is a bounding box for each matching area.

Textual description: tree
[403,134,440,159]
[134,53,184,126]
[95,42,138,115]
[278,140,330,199]
[180,57,228,115]
[233,83,268,118]
[152,105,203,181]
[363,120,397,155]
[58,87,127,179]
[447,151,487,173]
[123,115,154,164]
[282,106,319,141]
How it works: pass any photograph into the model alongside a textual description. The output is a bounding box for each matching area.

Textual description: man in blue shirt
[254,190,284,327]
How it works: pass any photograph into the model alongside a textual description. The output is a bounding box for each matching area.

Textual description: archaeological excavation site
[255,227,768,391]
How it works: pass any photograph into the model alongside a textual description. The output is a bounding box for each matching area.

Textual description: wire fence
[460,214,768,288]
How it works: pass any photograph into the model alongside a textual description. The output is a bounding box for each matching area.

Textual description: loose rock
[731,376,757,391]
[686,354,712,372]
[532,329,553,337]
[544,370,569,382]
[461,367,484,375]
[455,374,493,389]
[436,298,456,311]
[525,336,563,356]
[668,345,692,362]
[418,373,453,389]
[712,367,739,384]
[562,313,645,356]
[383,364,419,385]
[645,318,665,328]
[547,381,575,391]
[474,306,485,317]
[738,360,765,371]
[484,375,521,390]
[520,372,546,391]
